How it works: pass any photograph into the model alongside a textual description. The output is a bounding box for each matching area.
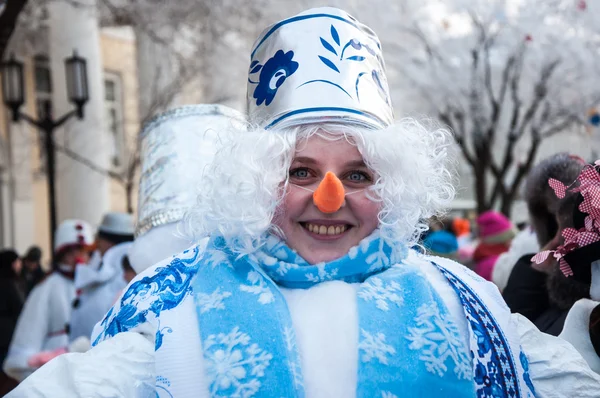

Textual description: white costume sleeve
[558,298,600,373]
[514,312,600,397]
[3,283,51,381]
[5,331,155,398]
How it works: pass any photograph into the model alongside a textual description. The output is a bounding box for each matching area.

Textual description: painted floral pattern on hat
[249,50,299,106]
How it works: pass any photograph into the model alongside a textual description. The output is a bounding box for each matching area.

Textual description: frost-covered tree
[394,0,600,215]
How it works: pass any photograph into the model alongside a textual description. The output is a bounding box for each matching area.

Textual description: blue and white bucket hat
[247,7,393,130]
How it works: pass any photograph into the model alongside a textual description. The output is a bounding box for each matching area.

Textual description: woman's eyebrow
[291,156,318,165]
[344,159,368,168]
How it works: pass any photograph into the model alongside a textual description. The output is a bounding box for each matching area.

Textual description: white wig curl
[184,118,457,256]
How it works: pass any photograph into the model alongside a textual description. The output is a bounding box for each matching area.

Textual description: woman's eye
[290,168,310,178]
[347,171,370,182]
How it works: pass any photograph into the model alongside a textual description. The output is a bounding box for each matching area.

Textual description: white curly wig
[184,118,457,257]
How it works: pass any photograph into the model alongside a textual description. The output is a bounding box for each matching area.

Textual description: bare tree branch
[0,0,28,58]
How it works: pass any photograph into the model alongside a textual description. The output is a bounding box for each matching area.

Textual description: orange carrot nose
[313,172,345,213]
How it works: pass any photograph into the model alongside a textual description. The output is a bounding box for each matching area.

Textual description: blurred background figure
[473,210,516,281]
[452,217,476,266]
[423,230,459,260]
[0,250,24,395]
[502,153,585,334]
[3,220,93,381]
[69,212,134,344]
[121,256,136,284]
[492,227,539,292]
[20,246,45,297]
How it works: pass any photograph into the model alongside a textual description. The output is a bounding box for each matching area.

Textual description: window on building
[104,72,125,168]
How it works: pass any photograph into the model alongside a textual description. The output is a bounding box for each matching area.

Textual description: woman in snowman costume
[8,7,600,398]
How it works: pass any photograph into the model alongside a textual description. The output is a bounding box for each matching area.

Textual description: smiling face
[273,132,381,264]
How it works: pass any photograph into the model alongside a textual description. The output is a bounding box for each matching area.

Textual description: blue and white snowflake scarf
[193,231,477,397]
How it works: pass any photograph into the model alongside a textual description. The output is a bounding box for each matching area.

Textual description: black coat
[503,254,549,322]
[503,254,576,336]
[0,279,24,363]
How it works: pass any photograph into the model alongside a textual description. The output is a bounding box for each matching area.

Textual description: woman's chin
[296,247,349,265]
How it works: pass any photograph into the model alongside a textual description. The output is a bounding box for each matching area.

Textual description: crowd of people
[1,6,600,397]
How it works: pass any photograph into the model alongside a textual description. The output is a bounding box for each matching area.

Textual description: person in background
[452,217,476,266]
[68,212,134,343]
[492,227,539,292]
[423,230,459,261]
[3,220,93,381]
[529,194,591,335]
[472,210,516,281]
[503,153,585,325]
[0,250,24,395]
[121,256,136,285]
[530,162,600,363]
[20,246,45,297]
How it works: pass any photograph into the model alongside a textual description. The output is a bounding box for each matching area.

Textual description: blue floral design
[92,247,202,350]
[470,318,493,357]
[312,25,390,106]
[318,25,368,73]
[250,50,298,106]
[372,69,390,105]
[519,351,535,396]
[475,361,505,398]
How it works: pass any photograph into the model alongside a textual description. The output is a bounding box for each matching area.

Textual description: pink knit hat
[476,210,516,244]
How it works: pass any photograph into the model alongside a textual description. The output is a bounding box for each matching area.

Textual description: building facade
[0,22,139,265]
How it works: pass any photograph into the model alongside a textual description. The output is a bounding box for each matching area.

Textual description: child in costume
[8,7,600,397]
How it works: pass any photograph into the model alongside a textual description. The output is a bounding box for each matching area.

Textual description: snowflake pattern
[365,240,392,272]
[239,271,274,304]
[204,249,233,269]
[284,327,304,389]
[358,277,403,311]
[196,287,232,313]
[406,303,471,379]
[204,327,273,397]
[358,329,396,365]
[261,255,299,277]
[348,235,373,260]
[305,262,339,282]
[381,392,398,398]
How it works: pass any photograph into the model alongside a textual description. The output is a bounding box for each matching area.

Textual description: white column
[48,0,109,227]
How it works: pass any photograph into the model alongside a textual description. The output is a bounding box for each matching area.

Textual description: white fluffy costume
[8,7,600,398]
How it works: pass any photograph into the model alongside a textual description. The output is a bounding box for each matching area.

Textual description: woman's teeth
[305,223,347,235]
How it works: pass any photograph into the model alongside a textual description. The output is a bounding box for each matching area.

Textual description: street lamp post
[1,51,89,251]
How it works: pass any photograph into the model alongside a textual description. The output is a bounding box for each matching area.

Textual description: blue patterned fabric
[432,261,536,398]
[193,232,476,397]
[92,246,202,349]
